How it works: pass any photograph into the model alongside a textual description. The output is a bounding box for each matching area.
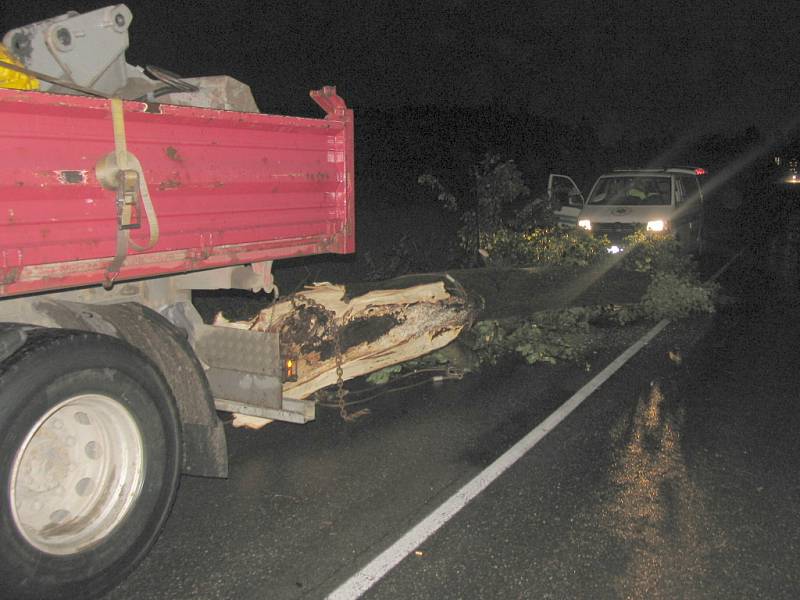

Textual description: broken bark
[216,273,478,400]
[214,261,649,402]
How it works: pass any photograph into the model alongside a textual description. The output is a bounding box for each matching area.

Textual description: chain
[292,293,365,421]
[331,315,349,420]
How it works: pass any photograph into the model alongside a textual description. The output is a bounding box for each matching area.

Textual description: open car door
[548,174,584,228]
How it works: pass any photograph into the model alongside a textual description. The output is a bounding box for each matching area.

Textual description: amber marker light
[284,357,298,382]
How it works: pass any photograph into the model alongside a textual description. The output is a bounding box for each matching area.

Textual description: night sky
[2,1,799,143]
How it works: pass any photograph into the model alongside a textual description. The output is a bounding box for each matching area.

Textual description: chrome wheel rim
[10,394,145,555]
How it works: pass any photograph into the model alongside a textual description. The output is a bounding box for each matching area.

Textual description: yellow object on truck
[0,43,39,90]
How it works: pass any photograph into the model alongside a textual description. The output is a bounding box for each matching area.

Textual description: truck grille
[593,222,639,241]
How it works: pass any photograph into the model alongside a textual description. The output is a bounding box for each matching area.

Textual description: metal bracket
[116,168,141,230]
[214,397,315,424]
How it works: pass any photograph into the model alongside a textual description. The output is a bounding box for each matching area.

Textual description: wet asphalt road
[107,234,800,599]
[359,252,800,600]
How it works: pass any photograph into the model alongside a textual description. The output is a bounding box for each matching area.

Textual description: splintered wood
[215,277,473,400]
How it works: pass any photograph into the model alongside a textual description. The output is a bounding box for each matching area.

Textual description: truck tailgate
[0,87,354,297]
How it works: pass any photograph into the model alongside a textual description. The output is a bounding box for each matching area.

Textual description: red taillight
[694,168,707,175]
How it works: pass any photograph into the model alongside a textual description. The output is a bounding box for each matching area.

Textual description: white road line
[708,250,742,282]
[327,318,671,600]
[328,252,743,600]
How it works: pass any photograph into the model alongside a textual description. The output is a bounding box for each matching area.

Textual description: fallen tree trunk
[214,261,650,402]
[216,273,478,400]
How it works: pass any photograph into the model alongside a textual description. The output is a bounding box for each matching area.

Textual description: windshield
[587,176,672,206]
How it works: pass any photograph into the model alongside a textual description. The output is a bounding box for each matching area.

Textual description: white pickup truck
[549,167,707,254]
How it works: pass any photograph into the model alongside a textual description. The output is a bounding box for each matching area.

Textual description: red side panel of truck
[0,86,354,297]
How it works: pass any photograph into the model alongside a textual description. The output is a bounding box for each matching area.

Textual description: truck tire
[0,329,181,600]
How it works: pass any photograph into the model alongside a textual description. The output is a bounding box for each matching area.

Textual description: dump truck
[0,6,354,598]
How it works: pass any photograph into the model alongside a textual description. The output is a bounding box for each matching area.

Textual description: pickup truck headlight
[646,220,666,232]
[578,219,591,230]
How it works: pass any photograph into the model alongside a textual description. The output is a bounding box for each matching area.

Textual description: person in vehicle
[627,180,648,201]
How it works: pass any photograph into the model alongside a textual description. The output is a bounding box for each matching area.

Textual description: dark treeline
[274,104,789,287]
[353,104,777,201]
[354,104,600,195]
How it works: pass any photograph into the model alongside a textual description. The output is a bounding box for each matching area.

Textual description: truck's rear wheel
[0,330,181,600]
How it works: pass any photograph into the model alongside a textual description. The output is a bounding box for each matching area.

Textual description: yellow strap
[111,98,127,169]
[104,98,160,287]
[125,153,159,252]
[105,98,131,286]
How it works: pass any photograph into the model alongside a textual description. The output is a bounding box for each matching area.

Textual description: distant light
[694,168,707,175]
[785,158,799,184]
[783,173,800,185]
[578,219,592,230]
[647,220,666,232]
[608,245,622,254]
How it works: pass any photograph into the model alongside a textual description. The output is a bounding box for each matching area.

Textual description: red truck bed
[0,86,354,297]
